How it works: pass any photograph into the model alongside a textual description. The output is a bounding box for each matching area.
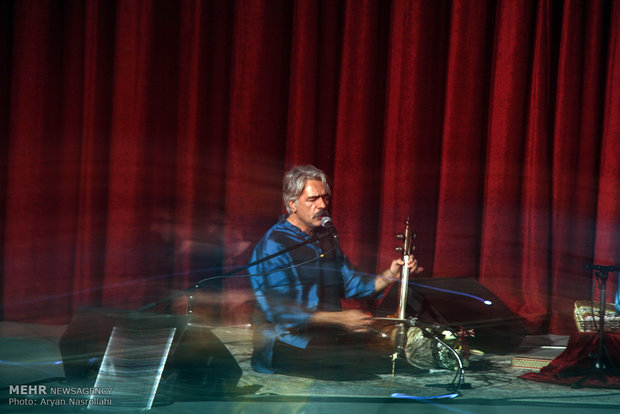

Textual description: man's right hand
[310,309,373,333]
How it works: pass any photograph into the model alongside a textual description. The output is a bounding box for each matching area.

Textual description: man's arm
[309,309,374,333]
[249,238,315,330]
[308,258,423,333]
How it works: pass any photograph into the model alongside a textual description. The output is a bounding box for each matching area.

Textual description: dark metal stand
[593,268,611,371]
[571,264,620,388]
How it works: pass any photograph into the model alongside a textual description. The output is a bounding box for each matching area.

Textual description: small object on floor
[511,356,554,369]
[391,392,460,400]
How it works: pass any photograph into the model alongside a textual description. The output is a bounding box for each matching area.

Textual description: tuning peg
[395,246,403,252]
[396,233,404,240]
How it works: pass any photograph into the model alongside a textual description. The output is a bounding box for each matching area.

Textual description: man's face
[288,180,330,233]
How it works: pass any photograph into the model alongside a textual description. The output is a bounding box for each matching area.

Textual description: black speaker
[157,322,243,400]
[377,277,528,354]
[59,307,242,400]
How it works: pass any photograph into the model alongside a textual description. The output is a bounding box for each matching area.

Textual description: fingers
[398,257,423,275]
[397,257,417,267]
[341,310,372,332]
[353,317,372,332]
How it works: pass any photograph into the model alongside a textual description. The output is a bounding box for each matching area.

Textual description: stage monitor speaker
[377,277,527,354]
[59,307,242,400]
[414,277,528,354]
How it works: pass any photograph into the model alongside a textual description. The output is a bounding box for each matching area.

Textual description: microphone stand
[570,264,620,388]
[138,230,326,313]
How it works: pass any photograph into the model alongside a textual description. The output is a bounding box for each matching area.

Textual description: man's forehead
[301,180,327,197]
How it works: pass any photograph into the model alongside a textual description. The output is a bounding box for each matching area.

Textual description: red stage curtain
[1,0,618,332]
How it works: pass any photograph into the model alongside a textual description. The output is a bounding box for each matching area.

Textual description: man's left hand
[389,256,423,280]
[375,256,423,292]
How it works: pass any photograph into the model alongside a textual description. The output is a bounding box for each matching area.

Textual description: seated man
[248,165,421,379]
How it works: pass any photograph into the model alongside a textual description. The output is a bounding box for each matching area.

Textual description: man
[249,165,422,378]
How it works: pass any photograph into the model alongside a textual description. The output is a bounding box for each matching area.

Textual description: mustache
[313,210,329,219]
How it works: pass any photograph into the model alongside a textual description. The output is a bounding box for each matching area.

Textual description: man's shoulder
[251,219,306,261]
[261,219,303,245]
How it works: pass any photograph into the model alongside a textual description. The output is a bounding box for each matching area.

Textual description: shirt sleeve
[249,238,314,332]
[340,253,377,299]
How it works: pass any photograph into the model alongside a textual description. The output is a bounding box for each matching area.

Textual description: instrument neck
[397,254,411,320]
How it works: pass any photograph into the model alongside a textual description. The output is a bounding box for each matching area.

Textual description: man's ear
[288,200,297,213]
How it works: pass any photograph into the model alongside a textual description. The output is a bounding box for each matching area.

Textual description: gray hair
[282,165,331,214]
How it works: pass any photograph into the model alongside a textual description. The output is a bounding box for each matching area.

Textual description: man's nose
[316,197,327,209]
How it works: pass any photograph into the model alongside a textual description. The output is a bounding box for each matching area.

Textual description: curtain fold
[432,0,493,281]
[72,0,115,311]
[518,0,553,331]
[222,0,293,324]
[594,0,620,312]
[1,0,618,334]
[5,0,82,322]
[378,0,448,277]
[479,0,537,315]
[548,0,603,333]
[102,0,167,309]
[172,0,234,319]
[332,0,390,274]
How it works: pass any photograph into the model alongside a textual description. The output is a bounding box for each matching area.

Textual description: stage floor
[1,320,619,413]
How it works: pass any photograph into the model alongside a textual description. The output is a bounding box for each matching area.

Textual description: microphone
[586,264,620,273]
[321,216,335,230]
[319,216,340,249]
[319,216,342,261]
